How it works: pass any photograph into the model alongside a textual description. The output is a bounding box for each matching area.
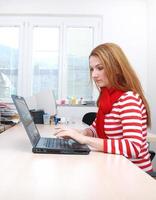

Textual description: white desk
[0,124,156,200]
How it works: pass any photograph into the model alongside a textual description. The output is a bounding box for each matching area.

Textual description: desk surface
[0,124,156,200]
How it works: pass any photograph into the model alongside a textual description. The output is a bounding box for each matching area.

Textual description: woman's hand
[54,127,86,144]
[54,127,104,151]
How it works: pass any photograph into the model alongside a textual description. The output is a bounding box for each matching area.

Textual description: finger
[54,127,68,131]
[55,133,64,139]
[53,129,68,135]
[54,127,62,130]
[56,134,71,139]
[53,129,64,135]
[57,135,70,139]
[55,131,69,138]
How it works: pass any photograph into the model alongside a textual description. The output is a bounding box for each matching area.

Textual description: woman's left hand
[54,127,86,144]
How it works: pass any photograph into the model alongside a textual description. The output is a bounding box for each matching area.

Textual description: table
[0,124,15,133]
[0,124,156,200]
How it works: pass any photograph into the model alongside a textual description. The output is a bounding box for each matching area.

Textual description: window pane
[66,27,93,100]
[0,27,19,100]
[32,27,59,98]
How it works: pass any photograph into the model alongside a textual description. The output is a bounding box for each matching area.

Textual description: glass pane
[0,27,19,100]
[32,27,59,98]
[66,27,93,100]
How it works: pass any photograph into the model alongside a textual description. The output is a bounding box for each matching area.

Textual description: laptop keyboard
[42,138,72,149]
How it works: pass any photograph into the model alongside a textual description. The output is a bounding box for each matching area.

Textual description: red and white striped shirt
[90,91,153,172]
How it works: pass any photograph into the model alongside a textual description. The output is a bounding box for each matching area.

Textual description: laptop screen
[12,95,40,146]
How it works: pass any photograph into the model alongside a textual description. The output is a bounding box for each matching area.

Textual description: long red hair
[89,43,151,127]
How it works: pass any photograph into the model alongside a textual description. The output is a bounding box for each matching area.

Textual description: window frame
[0,15,102,101]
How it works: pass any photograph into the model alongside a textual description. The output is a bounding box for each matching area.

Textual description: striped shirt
[90,91,153,172]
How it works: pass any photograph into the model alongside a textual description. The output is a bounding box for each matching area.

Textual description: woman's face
[89,56,109,88]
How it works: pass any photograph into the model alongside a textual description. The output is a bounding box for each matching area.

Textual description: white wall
[147,0,156,132]
[147,0,156,169]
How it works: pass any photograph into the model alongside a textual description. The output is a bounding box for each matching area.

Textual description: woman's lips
[95,80,101,84]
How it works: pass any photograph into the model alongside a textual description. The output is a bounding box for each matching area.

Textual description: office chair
[149,150,155,162]
[82,112,96,125]
[147,170,156,178]
[147,150,156,178]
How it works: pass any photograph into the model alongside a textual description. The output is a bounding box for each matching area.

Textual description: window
[32,27,60,97]
[66,27,93,99]
[0,15,102,101]
[0,27,19,100]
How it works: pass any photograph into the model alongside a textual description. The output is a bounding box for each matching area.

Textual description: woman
[55,43,153,172]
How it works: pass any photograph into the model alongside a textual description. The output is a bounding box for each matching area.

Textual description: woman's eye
[97,67,103,71]
[90,65,104,71]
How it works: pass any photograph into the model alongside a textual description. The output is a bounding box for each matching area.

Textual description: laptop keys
[40,138,72,149]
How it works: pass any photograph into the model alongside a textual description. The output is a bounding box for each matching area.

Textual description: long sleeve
[104,92,146,159]
[89,92,152,171]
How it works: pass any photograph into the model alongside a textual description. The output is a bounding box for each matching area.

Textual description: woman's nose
[92,70,98,78]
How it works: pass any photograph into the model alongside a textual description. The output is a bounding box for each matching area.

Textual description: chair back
[82,112,96,125]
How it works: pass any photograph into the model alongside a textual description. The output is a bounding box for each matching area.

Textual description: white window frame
[0,16,24,101]
[0,15,102,101]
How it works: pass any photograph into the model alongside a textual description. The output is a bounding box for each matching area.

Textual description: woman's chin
[96,83,104,88]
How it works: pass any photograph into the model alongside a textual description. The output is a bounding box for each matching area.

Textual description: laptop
[11,95,90,155]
